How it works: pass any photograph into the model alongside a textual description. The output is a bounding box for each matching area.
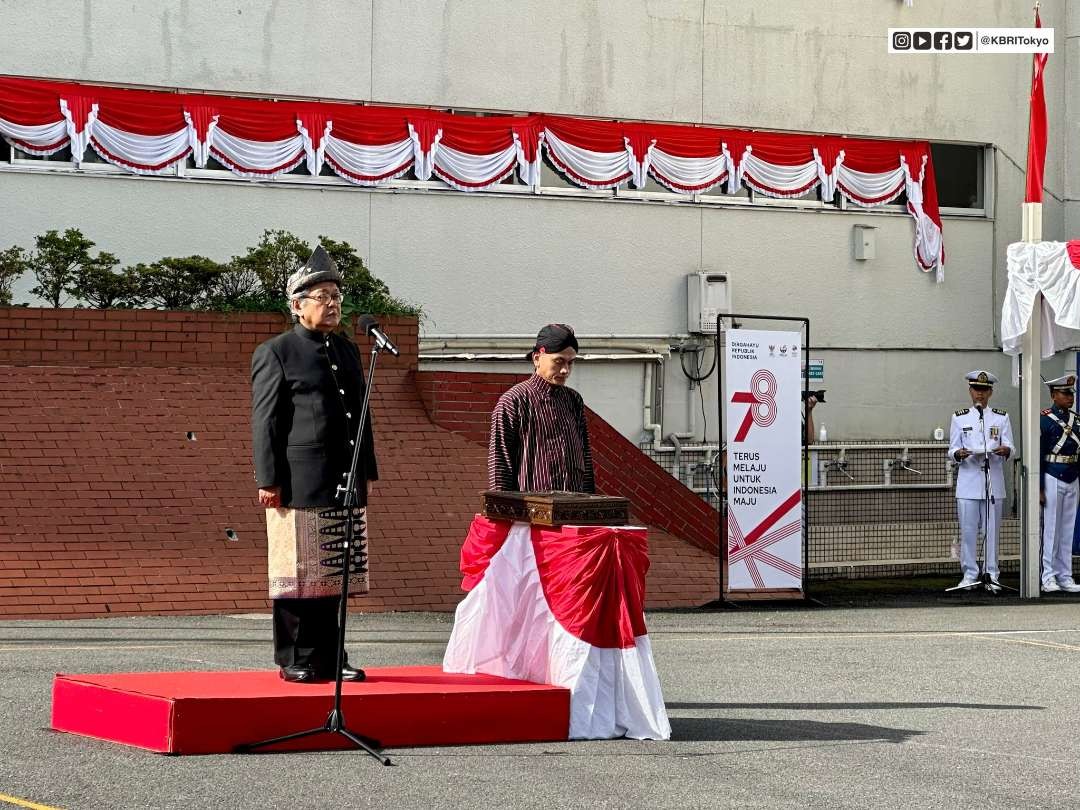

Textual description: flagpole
[1020,209,1041,599]
[1019,0,1044,599]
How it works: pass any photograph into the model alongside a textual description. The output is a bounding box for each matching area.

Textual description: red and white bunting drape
[0,76,944,277]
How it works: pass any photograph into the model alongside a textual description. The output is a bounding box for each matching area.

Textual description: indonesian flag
[442,516,671,740]
[1001,241,1080,358]
[1025,9,1049,203]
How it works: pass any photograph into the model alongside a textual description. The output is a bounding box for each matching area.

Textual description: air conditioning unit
[687,272,730,334]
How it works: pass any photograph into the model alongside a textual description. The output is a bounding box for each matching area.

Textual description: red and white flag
[443,517,670,740]
[1025,9,1049,203]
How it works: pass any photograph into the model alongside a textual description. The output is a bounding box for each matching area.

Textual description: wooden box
[482,490,631,527]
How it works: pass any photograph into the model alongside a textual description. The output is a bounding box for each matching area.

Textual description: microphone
[357,315,400,356]
[974,404,990,470]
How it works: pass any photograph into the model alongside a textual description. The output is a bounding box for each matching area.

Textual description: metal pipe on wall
[418,353,666,362]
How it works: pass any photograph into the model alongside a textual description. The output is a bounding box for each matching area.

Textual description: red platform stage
[51,666,570,754]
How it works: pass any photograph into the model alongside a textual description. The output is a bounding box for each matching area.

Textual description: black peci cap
[527,323,579,360]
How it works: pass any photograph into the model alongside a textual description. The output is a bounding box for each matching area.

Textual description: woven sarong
[266,506,369,599]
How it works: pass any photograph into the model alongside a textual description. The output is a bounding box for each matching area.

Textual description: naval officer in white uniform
[948,370,1014,591]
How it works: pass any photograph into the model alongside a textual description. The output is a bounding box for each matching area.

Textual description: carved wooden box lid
[482,490,631,527]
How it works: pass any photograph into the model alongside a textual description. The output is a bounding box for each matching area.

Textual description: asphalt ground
[2,581,1080,810]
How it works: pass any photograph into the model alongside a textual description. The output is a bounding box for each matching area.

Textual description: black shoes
[340,663,366,682]
[279,664,366,683]
[280,665,316,683]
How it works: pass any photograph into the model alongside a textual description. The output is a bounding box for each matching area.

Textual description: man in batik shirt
[488,323,595,493]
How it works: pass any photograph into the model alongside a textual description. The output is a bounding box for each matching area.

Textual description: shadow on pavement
[667,700,1042,711]
[669,716,925,743]
[681,574,1080,611]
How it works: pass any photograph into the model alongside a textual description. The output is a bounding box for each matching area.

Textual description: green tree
[27,229,95,307]
[207,261,279,312]
[71,254,141,309]
[223,230,420,318]
[0,245,27,306]
[131,256,226,310]
[231,229,309,305]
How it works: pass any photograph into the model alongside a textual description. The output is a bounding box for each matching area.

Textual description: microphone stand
[945,428,980,592]
[237,339,392,765]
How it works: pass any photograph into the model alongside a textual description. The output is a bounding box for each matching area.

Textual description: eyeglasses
[301,291,344,305]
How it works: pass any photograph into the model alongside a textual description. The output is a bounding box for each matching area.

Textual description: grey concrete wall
[0,0,1054,146]
[1064,1,1080,238]
[1,0,1073,443]
[0,170,994,341]
[0,0,377,101]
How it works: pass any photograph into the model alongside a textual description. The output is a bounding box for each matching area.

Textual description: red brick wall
[0,309,718,618]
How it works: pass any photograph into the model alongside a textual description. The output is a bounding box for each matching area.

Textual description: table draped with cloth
[442,515,671,741]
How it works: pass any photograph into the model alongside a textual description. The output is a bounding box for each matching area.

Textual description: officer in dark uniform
[251,245,378,681]
[1040,375,1080,593]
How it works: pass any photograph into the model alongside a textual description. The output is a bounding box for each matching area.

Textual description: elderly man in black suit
[251,245,378,683]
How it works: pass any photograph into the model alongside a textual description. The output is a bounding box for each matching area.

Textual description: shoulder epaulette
[1043,408,1052,415]
[955,408,970,416]
[993,408,1007,416]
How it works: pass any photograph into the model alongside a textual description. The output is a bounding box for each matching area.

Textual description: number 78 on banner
[731,370,777,442]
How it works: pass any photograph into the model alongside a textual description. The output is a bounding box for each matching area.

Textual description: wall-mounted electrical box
[852,224,876,261]
[687,272,730,334]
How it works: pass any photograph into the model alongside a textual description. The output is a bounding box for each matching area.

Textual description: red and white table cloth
[442,516,671,740]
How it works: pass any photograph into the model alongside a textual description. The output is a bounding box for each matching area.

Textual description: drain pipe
[643,360,663,450]
[666,345,705,445]
[666,393,698,445]
[668,433,685,484]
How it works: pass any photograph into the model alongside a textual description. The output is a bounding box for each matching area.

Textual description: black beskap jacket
[251,323,378,508]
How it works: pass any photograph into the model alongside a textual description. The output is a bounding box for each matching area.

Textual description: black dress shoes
[340,663,366,682]
[280,663,365,682]
[280,665,316,683]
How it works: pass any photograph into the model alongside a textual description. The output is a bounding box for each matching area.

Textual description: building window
[11,144,108,165]
[700,181,750,200]
[931,143,984,210]
[540,154,580,189]
[13,144,73,162]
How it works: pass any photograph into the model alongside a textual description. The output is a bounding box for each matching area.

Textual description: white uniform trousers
[956,498,1001,581]
[1042,473,1079,585]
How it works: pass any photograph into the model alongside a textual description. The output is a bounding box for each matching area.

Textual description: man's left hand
[993,447,1011,458]
[258,486,282,508]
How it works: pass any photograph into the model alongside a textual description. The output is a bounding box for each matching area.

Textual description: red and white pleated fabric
[0,76,944,276]
[1001,241,1080,359]
[323,110,413,184]
[443,517,670,741]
